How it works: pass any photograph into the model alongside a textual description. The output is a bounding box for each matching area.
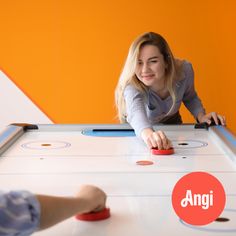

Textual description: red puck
[151,147,174,155]
[75,207,110,221]
[136,160,154,165]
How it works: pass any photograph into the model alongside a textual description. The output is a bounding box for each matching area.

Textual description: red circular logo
[172,172,226,225]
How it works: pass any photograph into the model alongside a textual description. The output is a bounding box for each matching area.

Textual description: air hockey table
[0,123,236,236]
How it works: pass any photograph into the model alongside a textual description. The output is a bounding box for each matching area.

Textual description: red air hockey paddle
[75,207,110,221]
[151,147,174,155]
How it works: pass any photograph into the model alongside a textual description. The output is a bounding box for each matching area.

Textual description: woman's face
[135,44,167,88]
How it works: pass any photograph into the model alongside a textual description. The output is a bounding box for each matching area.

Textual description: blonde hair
[115,32,180,123]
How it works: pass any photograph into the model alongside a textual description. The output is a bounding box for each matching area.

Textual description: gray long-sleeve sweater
[124,61,205,136]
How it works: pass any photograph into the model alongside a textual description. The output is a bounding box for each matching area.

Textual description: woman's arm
[182,62,226,125]
[124,85,151,136]
[124,85,172,149]
[182,62,206,118]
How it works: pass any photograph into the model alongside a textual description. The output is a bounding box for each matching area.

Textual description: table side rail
[209,126,236,163]
[0,125,24,156]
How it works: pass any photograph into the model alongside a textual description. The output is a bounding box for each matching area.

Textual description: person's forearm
[37,195,87,230]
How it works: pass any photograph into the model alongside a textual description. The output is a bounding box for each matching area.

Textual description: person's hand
[75,185,107,213]
[197,112,226,125]
[141,128,172,150]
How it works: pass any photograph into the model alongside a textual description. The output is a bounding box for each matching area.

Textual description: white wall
[0,70,53,131]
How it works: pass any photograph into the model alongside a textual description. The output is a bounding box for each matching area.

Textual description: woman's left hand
[198,112,226,125]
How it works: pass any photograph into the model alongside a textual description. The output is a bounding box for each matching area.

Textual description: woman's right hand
[141,128,172,150]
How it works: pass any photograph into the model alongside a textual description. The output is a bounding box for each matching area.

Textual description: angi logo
[181,190,213,210]
[172,172,225,225]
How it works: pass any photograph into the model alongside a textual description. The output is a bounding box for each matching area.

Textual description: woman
[115,32,225,150]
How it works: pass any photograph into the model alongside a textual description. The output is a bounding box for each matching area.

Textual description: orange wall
[0,0,235,133]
